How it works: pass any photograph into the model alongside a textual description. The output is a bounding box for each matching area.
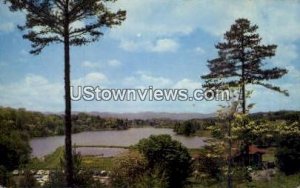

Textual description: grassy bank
[26,146,300,187]
[28,147,116,170]
[190,173,300,188]
[73,145,130,149]
[27,146,202,170]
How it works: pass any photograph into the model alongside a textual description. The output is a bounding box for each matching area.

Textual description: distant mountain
[46,110,300,121]
[76,111,215,120]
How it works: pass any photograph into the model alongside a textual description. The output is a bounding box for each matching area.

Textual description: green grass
[74,145,130,149]
[190,173,300,188]
[190,146,300,188]
[27,146,116,170]
[81,156,114,170]
[263,147,276,162]
[188,148,202,157]
[245,173,300,188]
[27,145,201,170]
[26,145,300,187]
[28,147,65,169]
[194,130,212,137]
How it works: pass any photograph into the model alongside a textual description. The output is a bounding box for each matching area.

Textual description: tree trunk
[241,36,246,114]
[241,78,246,114]
[64,35,73,188]
[227,119,233,188]
[64,0,74,186]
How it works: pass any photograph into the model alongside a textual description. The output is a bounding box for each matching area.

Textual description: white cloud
[195,47,205,54]
[110,0,300,60]
[69,20,85,32]
[173,79,201,90]
[273,44,298,67]
[249,83,300,112]
[151,39,179,52]
[0,74,63,111]
[0,72,109,111]
[120,38,179,53]
[123,71,172,88]
[25,74,49,86]
[119,40,143,52]
[73,72,108,86]
[82,61,100,68]
[286,66,300,81]
[108,59,122,67]
[140,74,171,87]
[0,5,24,33]
[82,59,122,69]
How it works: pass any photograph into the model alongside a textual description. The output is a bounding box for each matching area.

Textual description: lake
[30,127,207,157]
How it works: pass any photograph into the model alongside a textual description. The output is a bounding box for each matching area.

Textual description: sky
[0,0,300,113]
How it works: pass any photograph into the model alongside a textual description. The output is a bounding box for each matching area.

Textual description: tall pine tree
[4,0,126,186]
[202,18,289,188]
[202,18,288,114]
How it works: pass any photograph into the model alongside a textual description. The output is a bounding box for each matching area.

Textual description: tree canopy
[4,1,126,186]
[136,134,192,188]
[4,0,126,54]
[202,18,288,113]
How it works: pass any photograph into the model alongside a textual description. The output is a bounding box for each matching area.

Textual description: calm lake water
[30,127,207,157]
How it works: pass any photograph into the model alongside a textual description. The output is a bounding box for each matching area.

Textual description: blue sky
[0,0,300,113]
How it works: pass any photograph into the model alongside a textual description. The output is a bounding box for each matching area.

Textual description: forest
[1,0,300,188]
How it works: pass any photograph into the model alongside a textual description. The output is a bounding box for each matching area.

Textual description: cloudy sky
[0,0,300,113]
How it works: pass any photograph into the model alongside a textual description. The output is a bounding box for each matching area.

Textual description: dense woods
[0,107,130,138]
[0,0,299,186]
[1,106,299,139]
[1,106,300,187]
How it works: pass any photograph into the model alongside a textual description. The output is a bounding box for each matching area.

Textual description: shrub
[276,135,300,175]
[136,134,192,188]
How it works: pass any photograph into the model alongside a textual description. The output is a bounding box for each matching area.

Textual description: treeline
[0,107,183,138]
[174,111,300,136]
[0,107,129,138]
[174,119,216,136]
[250,110,300,122]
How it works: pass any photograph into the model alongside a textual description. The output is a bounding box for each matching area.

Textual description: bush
[19,170,37,188]
[110,151,147,188]
[194,142,225,181]
[276,135,300,175]
[136,134,192,188]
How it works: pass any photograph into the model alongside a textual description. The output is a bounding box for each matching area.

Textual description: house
[232,145,266,167]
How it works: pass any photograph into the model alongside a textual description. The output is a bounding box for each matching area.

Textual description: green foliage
[210,126,224,139]
[174,121,195,136]
[202,18,288,92]
[194,141,226,181]
[0,166,9,186]
[0,107,129,138]
[276,134,300,175]
[44,149,107,187]
[134,168,168,188]
[0,129,31,171]
[231,114,275,145]
[174,119,215,136]
[4,0,126,55]
[232,115,300,147]
[231,114,300,175]
[202,18,288,114]
[43,169,65,188]
[19,170,37,188]
[110,151,147,187]
[28,146,115,171]
[0,110,31,186]
[3,0,127,185]
[250,111,300,122]
[136,134,192,188]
